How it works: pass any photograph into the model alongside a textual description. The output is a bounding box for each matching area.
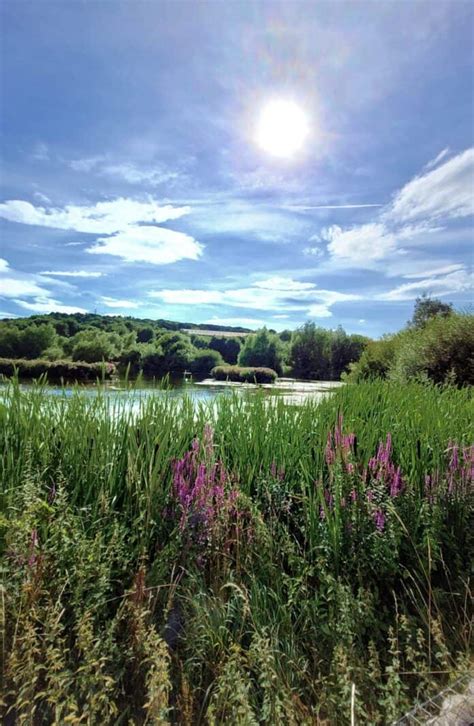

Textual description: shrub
[211,365,277,384]
[189,349,224,377]
[391,312,474,386]
[0,358,116,382]
[346,335,401,382]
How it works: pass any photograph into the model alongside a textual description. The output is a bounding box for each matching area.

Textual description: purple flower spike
[374,508,385,532]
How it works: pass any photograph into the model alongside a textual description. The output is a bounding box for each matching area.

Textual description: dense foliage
[211,365,278,383]
[290,322,368,380]
[349,312,474,386]
[238,328,286,375]
[0,313,371,382]
[0,357,115,381]
[1,381,472,723]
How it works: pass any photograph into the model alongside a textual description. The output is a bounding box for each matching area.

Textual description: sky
[0,0,473,337]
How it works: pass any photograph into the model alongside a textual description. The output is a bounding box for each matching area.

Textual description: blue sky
[0,0,472,337]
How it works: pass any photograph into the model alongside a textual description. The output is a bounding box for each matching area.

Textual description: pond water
[4,378,343,407]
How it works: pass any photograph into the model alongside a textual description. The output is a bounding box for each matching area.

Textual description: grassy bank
[1,380,472,723]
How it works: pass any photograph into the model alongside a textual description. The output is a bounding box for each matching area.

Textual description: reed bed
[0,379,472,724]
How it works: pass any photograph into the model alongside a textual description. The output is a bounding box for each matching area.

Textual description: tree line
[0,312,370,381]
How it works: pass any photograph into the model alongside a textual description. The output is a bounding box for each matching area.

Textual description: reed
[1,378,472,723]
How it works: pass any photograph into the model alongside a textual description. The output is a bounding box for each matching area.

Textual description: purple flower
[373,508,385,532]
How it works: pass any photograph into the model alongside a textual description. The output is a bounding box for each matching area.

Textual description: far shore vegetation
[0,294,471,386]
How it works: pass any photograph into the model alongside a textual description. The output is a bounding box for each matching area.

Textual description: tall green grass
[1,379,472,724]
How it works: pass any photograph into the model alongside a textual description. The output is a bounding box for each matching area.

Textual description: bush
[346,336,400,382]
[211,365,277,384]
[391,313,474,386]
[0,358,116,382]
[189,349,224,377]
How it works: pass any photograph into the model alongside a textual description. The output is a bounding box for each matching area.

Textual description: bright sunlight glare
[255,99,309,158]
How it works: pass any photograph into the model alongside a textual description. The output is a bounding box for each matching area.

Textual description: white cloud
[0,258,10,273]
[40,270,104,278]
[307,304,332,318]
[14,297,88,314]
[402,263,465,279]
[324,148,474,268]
[325,223,397,262]
[253,276,315,291]
[150,279,360,315]
[380,269,473,301]
[100,296,139,309]
[387,147,474,224]
[87,225,203,265]
[0,277,50,298]
[0,197,191,234]
[303,246,324,258]
[423,147,450,171]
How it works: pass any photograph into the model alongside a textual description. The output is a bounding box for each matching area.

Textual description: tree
[208,336,242,365]
[410,294,453,328]
[189,349,224,377]
[137,326,154,343]
[0,325,21,357]
[329,328,369,379]
[18,323,57,359]
[71,330,119,363]
[238,328,284,375]
[290,323,331,380]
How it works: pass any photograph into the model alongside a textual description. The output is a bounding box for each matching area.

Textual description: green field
[1,380,472,724]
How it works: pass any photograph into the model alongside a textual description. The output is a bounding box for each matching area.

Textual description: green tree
[290,323,331,380]
[410,294,453,328]
[137,326,155,343]
[238,328,284,375]
[189,349,224,377]
[0,325,21,357]
[208,336,242,365]
[71,330,119,363]
[18,323,57,359]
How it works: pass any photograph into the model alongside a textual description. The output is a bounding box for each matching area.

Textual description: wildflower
[373,508,385,532]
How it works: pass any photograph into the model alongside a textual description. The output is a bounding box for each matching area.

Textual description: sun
[255,99,309,158]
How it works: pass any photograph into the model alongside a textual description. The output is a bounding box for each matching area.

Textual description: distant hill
[0,311,253,336]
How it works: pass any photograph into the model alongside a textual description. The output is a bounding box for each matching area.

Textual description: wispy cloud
[69,157,182,187]
[100,296,139,308]
[150,276,360,318]
[324,148,474,266]
[14,297,87,314]
[387,147,474,224]
[379,268,473,301]
[0,197,191,234]
[285,204,383,211]
[402,263,465,279]
[423,147,451,171]
[40,270,104,278]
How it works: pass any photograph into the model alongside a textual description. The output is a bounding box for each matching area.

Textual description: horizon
[1,1,473,337]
